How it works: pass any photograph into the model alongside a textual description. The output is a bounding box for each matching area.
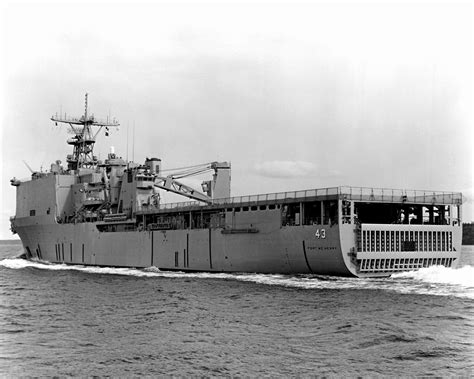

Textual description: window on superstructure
[323,201,337,225]
[303,201,321,225]
[422,205,450,225]
[190,210,221,229]
[30,210,36,216]
[281,203,301,226]
[210,212,225,228]
[354,203,451,225]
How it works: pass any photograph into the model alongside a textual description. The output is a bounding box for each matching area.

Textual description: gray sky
[0,1,472,239]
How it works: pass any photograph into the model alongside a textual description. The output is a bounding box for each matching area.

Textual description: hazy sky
[0,1,472,239]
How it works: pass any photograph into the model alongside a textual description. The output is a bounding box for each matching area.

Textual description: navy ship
[10,95,463,277]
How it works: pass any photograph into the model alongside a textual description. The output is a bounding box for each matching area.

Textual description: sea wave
[1,258,473,299]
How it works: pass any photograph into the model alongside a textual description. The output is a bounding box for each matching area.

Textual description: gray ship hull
[14,212,462,278]
[14,217,353,276]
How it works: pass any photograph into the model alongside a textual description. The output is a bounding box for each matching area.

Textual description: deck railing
[157,187,339,210]
[154,186,462,212]
[338,186,462,205]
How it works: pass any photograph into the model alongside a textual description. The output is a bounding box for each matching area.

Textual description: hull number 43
[315,229,326,239]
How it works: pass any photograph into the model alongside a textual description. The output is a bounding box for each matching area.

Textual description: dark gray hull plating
[15,217,356,276]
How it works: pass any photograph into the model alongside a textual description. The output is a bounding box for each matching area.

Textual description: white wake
[1,258,473,299]
[392,265,474,287]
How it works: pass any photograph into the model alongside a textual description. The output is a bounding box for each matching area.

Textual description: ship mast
[51,93,119,170]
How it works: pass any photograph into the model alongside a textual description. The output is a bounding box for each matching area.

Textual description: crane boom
[153,161,231,203]
[154,176,212,204]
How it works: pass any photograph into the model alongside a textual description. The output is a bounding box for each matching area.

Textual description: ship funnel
[145,157,161,175]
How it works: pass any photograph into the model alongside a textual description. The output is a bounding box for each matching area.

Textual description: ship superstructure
[10,96,463,277]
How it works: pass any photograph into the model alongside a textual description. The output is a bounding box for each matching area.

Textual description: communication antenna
[22,160,35,174]
[126,121,129,164]
[132,121,135,162]
[51,93,120,170]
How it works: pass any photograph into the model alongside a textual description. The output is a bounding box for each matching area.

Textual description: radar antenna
[51,93,119,170]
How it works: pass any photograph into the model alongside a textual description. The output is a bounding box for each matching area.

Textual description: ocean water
[0,241,473,377]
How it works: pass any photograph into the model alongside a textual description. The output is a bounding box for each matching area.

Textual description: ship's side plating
[12,179,349,275]
[11,176,463,277]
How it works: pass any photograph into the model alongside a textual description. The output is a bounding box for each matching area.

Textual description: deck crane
[154,161,231,204]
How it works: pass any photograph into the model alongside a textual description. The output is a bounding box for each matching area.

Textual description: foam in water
[1,258,473,299]
[392,265,474,287]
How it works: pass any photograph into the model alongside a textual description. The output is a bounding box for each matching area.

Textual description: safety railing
[156,186,463,211]
[157,187,340,210]
[339,186,462,205]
